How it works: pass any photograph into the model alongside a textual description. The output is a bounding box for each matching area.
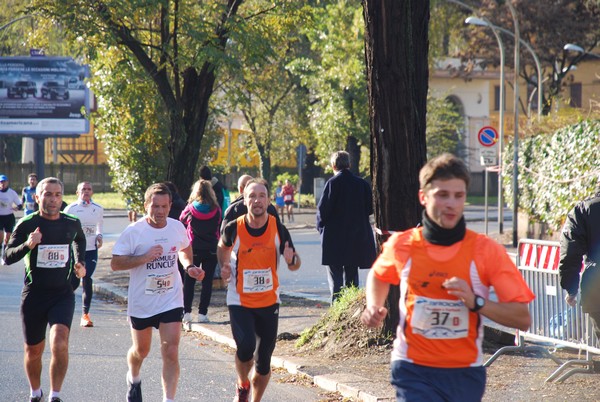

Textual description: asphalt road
[0,246,325,401]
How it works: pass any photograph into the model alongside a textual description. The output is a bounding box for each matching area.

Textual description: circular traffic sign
[477,126,498,147]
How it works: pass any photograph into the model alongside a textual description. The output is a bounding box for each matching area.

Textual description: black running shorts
[21,286,75,345]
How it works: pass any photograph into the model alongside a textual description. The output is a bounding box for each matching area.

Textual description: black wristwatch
[470,295,486,312]
[185,264,195,273]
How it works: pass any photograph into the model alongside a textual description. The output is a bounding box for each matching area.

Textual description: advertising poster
[0,56,90,135]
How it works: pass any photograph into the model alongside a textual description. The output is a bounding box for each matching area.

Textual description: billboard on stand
[0,56,90,135]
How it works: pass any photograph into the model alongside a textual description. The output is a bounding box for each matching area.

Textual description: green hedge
[502,120,600,234]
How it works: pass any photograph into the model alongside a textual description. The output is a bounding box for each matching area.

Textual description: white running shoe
[198,314,209,323]
[182,312,192,324]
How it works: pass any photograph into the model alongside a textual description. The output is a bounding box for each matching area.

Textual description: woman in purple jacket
[180,179,221,324]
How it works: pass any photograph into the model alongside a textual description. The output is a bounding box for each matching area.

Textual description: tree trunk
[301,150,322,194]
[167,66,216,199]
[363,0,429,336]
[346,135,361,176]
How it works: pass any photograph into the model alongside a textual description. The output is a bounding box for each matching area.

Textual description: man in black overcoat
[316,151,376,303]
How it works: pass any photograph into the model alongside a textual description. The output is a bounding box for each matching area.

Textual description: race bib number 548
[37,244,69,268]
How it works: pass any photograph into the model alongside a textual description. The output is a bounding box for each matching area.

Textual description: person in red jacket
[281,179,295,222]
[361,153,534,402]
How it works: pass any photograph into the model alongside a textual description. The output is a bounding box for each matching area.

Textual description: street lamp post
[564,43,600,59]
[467,19,542,121]
[506,1,520,248]
[464,16,505,234]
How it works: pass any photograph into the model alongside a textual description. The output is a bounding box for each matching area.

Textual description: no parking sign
[477,126,498,166]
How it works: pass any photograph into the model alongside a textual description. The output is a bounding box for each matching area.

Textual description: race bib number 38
[37,244,69,268]
[242,268,274,293]
[411,296,469,339]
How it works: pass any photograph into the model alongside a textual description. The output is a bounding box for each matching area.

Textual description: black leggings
[228,304,279,375]
[183,249,217,315]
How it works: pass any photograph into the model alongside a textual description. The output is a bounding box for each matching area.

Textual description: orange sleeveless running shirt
[372,227,534,368]
[228,215,281,308]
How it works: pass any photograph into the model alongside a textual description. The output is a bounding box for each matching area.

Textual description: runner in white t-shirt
[111,183,205,402]
[64,181,104,327]
[0,174,23,263]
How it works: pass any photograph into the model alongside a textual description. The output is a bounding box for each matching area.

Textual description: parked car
[7,81,37,98]
[41,81,69,100]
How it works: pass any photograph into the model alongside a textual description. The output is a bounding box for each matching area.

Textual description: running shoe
[29,391,43,402]
[50,398,63,402]
[127,380,142,402]
[198,313,209,323]
[182,312,192,324]
[233,384,250,402]
[80,313,94,327]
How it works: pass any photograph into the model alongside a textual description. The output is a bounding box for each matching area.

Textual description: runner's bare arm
[178,244,194,268]
[179,244,205,280]
[217,239,233,281]
[361,271,390,327]
[443,276,531,331]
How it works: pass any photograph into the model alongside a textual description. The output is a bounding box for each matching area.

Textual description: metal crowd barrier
[484,239,598,382]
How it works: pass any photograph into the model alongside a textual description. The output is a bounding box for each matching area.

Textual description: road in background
[101,205,514,304]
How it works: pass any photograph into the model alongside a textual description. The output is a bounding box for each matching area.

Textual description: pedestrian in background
[5,177,86,402]
[361,153,534,402]
[282,179,295,222]
[559,188,600,339]
[316,151,376,303]
[126,198,137,222]
[21,173,39,215]
[199,165,225,214]
[64,181,104,328]
[111,183,204,402]
[163,181,187,282]
[179,179,221,325]
[0,174,23,264]
[163,181,187,221]
[221,175,280,234]
[217,179,301,402]
[273,181,285,223]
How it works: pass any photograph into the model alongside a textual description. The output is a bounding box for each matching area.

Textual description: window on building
[569,83,582,108]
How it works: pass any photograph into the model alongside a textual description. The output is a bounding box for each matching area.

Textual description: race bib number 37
[37,244,69,268]
[411,296,469,339]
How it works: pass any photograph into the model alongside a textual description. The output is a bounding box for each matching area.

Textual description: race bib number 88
[37,244,69,268]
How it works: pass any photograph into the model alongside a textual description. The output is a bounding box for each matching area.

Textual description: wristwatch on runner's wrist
[470,295,486,312]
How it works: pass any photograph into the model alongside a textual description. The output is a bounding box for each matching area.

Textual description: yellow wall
[44,121,108,165]
[209,127,296,170]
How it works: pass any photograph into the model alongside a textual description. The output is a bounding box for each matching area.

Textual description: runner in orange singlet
[361,153,535,402]
[217,179,301,402]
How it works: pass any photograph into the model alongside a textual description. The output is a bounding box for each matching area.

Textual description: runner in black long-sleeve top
[4,177,86,402]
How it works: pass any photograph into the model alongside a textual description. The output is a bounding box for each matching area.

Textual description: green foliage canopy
[503,119,600,233]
